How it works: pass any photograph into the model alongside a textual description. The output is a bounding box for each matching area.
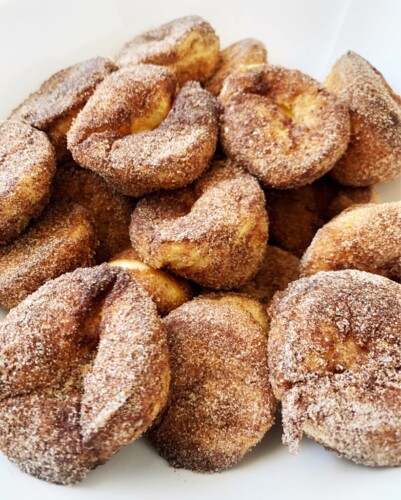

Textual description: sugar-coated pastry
[0,120,56,245]
[0,202,98,308]
[116,16,219,85]
[68,65,219,197]
[220,64,350,188]
[268,270,401,466]
[325,51,401,186]
[300,202,401,280]
[148,293,276,471]
[130,160,268,289]
[0,264,170,484]
[204,38,267,96]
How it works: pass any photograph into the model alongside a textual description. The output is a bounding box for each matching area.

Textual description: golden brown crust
[205,38,267,96]
[0,120,56,245]
[52,162,133,263]
[109,247,194,315]
[325,51,401,186]
[116,16,219,85]
[268,270,401,466]
[220,64,350,188]
[148,294,276,471]
[300,202,401,280]
[0,264,170,484]
[0,201,98,308]
[236,245,299,305]
[68,65,219,196]
[10,58,116,161]
[266,175,379,257]
[130,159,268,289]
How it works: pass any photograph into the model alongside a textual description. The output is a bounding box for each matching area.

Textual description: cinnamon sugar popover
[52,162,133,263]
[325,51,401,186]
[0,120,56,245]
[67,64,219,197]
[148,294,276,471]
[10,57,116,161]
[268,270,401,466]
[300,202,401,281]
[0,264,170,484]
[219,64,350,189]
[130,159,268,289]
[0,201,97,309]
[204,38,267,96]
[265,175,378,257]
[116,16,219,85]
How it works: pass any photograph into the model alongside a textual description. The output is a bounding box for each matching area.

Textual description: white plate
[0,0,400,499]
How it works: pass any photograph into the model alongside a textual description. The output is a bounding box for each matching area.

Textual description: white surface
[0,0,400,499]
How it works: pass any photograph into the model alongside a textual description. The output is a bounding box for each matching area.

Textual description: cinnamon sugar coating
[68,65,219,197]
[10,58,116,161]
[204,38,267,96]
[266,175,379,257]
[148,294,276,471]
[300,202,401,280]
[116,16,219,85]
[0,201,98,308]
[220,64,350,188]
[236,245,299,305]
[130,160,268,289]
[109,247,194,315]
[52,162,133,263]
[0,120,56,245]
[0,264,170,484]
[268,270,401,466]
[325,51,401,186]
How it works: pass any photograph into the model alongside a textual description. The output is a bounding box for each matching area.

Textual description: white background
[0,0,400,499]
